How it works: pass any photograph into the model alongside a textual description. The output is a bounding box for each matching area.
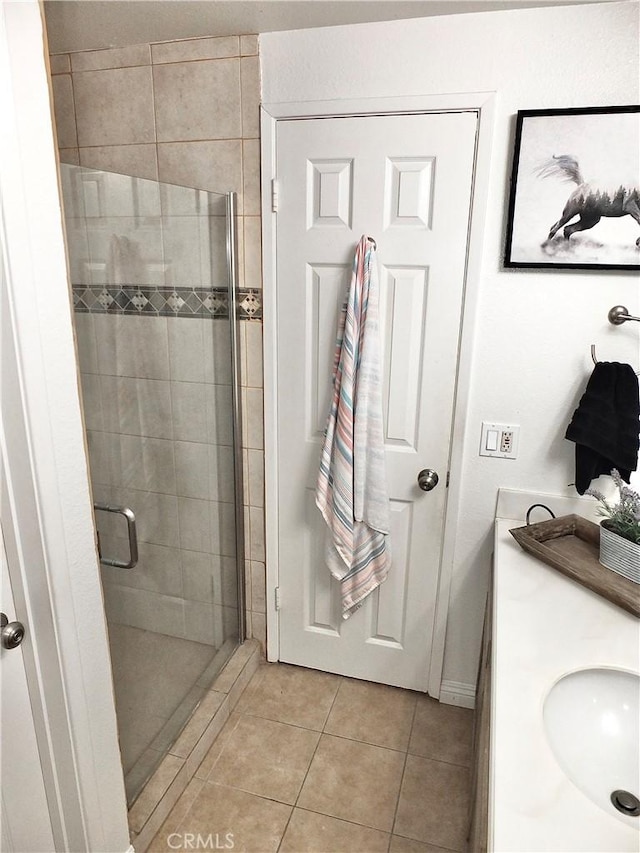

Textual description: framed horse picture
[504,105,640,270]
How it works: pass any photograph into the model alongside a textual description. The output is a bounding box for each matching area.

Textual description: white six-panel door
[275,112,477,690]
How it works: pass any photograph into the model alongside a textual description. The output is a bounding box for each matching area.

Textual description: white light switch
[485,429,499,452]
[480,422,520,459]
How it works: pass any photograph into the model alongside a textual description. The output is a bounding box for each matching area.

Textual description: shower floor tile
[148,662,474,852]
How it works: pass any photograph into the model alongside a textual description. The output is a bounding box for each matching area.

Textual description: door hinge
[274,586,281,611]
[446,471,451,487]
[271,178,279,213]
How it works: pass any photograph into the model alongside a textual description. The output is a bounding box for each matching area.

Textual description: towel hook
[608,305,640,325]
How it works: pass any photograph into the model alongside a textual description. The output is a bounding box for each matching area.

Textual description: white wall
[260,1,640,690]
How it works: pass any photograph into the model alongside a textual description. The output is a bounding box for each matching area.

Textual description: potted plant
[586,470,640,583]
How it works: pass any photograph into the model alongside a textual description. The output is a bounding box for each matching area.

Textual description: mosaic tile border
[72,284,262,320]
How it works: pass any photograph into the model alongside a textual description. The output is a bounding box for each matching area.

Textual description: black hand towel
[565,362,639,495]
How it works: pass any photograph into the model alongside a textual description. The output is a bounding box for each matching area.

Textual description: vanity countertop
[491,489,640,852]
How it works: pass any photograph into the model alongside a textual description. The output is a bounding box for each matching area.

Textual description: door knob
[417,469,439,492]
[1,613,25,650]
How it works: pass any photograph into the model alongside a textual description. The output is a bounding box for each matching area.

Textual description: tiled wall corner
[49,33,265,646]
[238,320,266,651]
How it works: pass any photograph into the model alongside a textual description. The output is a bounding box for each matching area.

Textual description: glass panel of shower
[59,164,244,805]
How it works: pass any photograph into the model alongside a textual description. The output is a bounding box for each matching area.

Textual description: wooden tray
[509,514,640,618]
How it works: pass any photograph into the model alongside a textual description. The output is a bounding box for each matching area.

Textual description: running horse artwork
[504,106,640,269]
[538,155,640,247]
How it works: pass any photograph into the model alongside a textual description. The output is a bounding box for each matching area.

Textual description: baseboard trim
[439,680,476,709]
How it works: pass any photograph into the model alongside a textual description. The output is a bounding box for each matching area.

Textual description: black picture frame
[504,105,640,270]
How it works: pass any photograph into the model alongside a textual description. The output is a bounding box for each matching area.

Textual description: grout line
[71,62,151,73]
[163,776,206,846]
[150,35,241,50]
[237,708,328,737]
[196,689,252,783]
[316,728,410,756]
[149,42,161,188]
[151,54,241,68]
[277,800,398,840]
[281,804,399,845]
[388,695,420,849]
[74,141,161,149]
[154,134,247,145]
[391,829,463,853]
[274,674,343,851]
[68,66,80,153]
[406,751,474,771]
[85,372,233,388]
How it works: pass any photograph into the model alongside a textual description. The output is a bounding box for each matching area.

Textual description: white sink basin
[543,668,640,826]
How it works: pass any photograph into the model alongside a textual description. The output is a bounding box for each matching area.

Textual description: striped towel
[316,235,391,619]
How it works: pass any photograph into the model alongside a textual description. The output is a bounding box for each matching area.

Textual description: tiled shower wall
[49,35,266,649]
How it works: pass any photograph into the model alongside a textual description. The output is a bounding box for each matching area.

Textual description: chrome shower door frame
[226,191,246,643]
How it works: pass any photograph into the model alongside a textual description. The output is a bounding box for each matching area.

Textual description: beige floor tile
[409,696,474,767]
[324,678,417,751]
[178,782,291,852]
[394,755,470,851]
[297,734,405,832]
[280,808,390,852]
[194,709,243,780]
[211,714,320,804]
[147,777,204,852]
[240,662,341,730]
[390,835,454,852]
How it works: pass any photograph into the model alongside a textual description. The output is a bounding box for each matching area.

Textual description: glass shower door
[60,164,242,804]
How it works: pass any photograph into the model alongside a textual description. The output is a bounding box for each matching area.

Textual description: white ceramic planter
[599,523,640,583]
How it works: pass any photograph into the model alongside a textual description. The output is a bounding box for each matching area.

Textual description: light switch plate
[480,422,520,459]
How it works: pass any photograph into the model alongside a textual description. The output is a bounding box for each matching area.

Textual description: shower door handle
[93,503,139,569]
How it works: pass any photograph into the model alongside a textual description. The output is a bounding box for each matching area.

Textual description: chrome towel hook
[608,305,640,325]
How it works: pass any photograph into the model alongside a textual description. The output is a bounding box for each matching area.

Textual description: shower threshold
[127,638,261,852]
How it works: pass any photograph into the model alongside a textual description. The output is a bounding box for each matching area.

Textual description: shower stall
[60,163,245,804]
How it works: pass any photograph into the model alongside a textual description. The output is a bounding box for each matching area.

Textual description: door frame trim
[261,92,496,699]
[0,2,130,848]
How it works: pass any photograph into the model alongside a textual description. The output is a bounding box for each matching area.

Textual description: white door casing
[272,111,477,691]
[0,2,130,849]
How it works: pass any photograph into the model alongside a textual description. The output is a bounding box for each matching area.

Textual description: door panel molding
[261,92,496,700]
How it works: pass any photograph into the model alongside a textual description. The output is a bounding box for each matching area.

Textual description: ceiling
[44,0,613,54]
